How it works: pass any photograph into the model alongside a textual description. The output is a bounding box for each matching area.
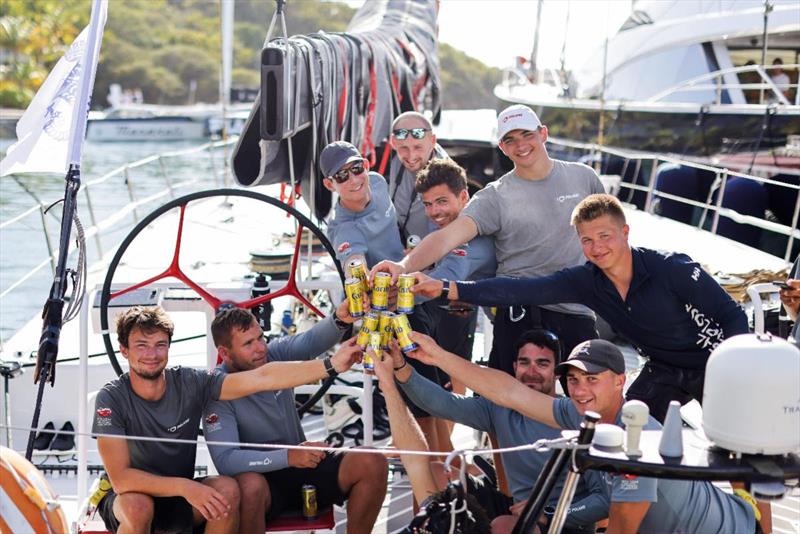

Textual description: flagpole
[25,0,107,461]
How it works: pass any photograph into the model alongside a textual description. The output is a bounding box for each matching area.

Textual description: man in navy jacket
[412,194,748,422]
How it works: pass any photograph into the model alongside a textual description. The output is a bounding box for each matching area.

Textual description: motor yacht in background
[496,0,800,158]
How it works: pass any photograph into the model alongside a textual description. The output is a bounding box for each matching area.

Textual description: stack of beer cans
[344,258,419,373]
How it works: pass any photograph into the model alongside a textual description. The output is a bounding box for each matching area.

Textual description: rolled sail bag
[0,446,68,533]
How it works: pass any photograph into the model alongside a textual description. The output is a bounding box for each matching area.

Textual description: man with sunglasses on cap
[321,140,404,268]
[391,329,609,532]
[388,111,449,245]
[405,334,762,534]
[374,104,604,377]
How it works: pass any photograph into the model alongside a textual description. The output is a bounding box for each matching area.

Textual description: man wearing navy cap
[321,141,404,268]
[406,334,762,533]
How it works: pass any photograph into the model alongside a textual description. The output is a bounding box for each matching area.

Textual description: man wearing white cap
[373,105,604,375]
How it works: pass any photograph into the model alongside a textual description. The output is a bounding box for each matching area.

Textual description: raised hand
[334,297,358,324]
[330,337,363,373]
[406,331,440,366]
[184,480,231,522]
[372,345,394,386]
[287,441,327,468]
[410,272,444,298]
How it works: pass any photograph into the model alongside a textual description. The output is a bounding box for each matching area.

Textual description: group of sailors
[89,104,799,533]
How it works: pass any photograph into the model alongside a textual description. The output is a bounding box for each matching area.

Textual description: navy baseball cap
[556,339,626,375]
[320,141,363,178]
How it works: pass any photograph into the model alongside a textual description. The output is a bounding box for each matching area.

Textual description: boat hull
[86,117,208,141]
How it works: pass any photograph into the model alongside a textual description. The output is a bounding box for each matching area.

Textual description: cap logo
[503,113,524,123]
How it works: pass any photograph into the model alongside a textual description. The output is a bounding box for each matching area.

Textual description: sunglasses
[330,162,366,183]
[392,127,430,140]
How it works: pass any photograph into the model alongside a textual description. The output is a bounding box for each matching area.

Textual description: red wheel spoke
[108,202,221,309]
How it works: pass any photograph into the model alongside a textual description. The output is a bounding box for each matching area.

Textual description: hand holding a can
[409,272,446,299]
[369,259,406,285]
[330,337,363,373]
[405,331,442,366]
[371,344,394,386]
[334,297,358,325]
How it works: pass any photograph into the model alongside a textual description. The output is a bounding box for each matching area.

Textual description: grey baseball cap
[556,339,626,375]
[320,141,363,178]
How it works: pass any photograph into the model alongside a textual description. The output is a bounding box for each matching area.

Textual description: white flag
[0,0,107,177]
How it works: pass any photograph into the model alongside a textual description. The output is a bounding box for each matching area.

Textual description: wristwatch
[440,279,450,299]
[333,314,350,331]
[323,357,338,378]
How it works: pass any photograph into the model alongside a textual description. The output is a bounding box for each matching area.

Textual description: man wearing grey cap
[373,104,605,375]
[405,334,763,534]
[320,141,404,268]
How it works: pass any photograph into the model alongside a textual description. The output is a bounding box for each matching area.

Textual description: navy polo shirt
[457,247,748,369]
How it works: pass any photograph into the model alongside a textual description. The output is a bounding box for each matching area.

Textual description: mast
[529,0,544,82]
[759,0,773,104]
[220,0,234,185]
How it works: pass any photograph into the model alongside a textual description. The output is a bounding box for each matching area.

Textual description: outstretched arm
[374,344,438,503]
[406,331,558,428]
[371,215,478,283]
[219,338,362,400]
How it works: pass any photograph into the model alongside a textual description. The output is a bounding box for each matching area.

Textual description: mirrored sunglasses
[392,127,430,140]
[330,162,366,183]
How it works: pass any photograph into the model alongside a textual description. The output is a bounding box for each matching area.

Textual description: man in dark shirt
[93,306,360,534]
[412,194,748,422]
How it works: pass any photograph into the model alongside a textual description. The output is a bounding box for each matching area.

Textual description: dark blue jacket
[456,247,748,369]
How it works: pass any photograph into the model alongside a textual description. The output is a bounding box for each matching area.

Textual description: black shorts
[401,300,478,417]
[625,360,705,423]
[264,451,347,518]
[98,480,202,533]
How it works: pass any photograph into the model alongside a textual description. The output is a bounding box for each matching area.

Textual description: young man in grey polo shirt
[404,334,761,534]
[373,105,604,376]
[321,140,404,269]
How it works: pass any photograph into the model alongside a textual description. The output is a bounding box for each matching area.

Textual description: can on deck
[347,258,369,294]
[397,274,416,314]
[378,311,395,350]
[302,484,318,519]
[356,312,379,349]
[406,234,421,249]
[371,272,391,311]
[365,332,382,372]
[344,277,364,318]
[392,313,418,353]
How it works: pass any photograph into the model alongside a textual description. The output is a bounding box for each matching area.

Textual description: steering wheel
[99,188,346,414]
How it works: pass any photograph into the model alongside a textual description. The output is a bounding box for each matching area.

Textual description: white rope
[2,424,577,459]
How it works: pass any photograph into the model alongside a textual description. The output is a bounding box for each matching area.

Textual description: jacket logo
[450,248,467,257]
[96,408,112,417]
[338,242,351,253]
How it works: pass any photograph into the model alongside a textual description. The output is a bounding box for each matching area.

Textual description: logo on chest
[167,417,191,433]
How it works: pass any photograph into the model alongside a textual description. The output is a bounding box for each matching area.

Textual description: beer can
[302,484,318,519]
[347,258,370,294]
[392,313,418,353]
[378,311,395,350]
[344,277,364,318]
[371,272,391,311]
[365,332,382,372]
[396,274,416,314]
[406,234,421,249]
[356,312,379,349]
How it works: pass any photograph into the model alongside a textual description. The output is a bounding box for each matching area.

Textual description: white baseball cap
[496,105,543,141]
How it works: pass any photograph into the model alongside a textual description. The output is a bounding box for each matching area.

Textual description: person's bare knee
[235,472,269,512]
[114,492,154,526]
[339,450,388,491]
[204,475,241,512]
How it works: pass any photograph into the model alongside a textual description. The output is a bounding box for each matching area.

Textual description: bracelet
[393,361,408,371]
[440,279,450,298]
[333,314,350,330]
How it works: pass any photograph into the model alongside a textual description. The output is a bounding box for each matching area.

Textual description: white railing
[0,138,237,345]
[548,136,800,263]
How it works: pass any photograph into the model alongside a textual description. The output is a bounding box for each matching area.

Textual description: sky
[436,0,633,70]
[345,0,634,71]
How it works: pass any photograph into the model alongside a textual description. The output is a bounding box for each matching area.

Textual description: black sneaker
[50,421,75,451]
[33,421,56,450]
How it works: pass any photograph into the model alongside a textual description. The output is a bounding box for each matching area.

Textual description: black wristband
[393,361,408,371]
[323,357,338,378]
[440,279,450,299]
[333,314,349,331]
